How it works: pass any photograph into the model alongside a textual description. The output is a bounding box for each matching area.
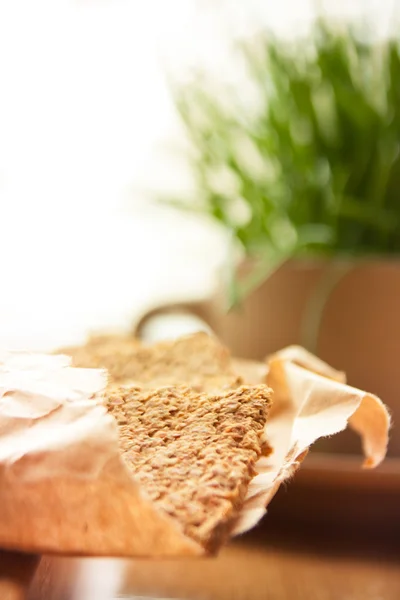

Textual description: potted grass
[164,18,400,459]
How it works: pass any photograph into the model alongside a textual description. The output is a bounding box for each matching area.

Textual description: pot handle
[133,300,215,343]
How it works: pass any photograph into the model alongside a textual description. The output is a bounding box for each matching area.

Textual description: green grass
[166,19,400,304]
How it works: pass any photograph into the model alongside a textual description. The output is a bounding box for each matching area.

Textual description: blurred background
[0,0,396,348]
[0,0,233,351]
[0,0,399,536]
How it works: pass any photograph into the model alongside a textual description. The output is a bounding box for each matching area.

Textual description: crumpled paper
[0,352,200,558]
[233,346,390,534]
[0,345,390,557]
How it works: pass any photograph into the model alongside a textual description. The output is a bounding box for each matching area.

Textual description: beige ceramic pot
[208,258,400,456]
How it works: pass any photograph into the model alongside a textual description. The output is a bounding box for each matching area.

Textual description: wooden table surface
[2,476,399,600]
[13,520,397,600]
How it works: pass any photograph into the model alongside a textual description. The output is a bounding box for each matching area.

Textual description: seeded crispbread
[106,383,272,552]
[61,332,241,391]
[57,333,142,379]
[58,332,273,550]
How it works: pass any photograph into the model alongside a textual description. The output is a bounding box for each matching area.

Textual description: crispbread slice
[106,383,272,552]
[61,332,241,391]
[57,333,142,377]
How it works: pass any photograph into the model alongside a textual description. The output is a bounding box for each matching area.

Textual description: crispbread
[61,332,241,391]
[57,333,142,378]
[106,383,272,552]
[57,333,271,550]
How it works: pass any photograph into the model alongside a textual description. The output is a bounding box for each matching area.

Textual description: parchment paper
[233,346,390,534]
[0,352,200,557]
[0,344,390,556]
